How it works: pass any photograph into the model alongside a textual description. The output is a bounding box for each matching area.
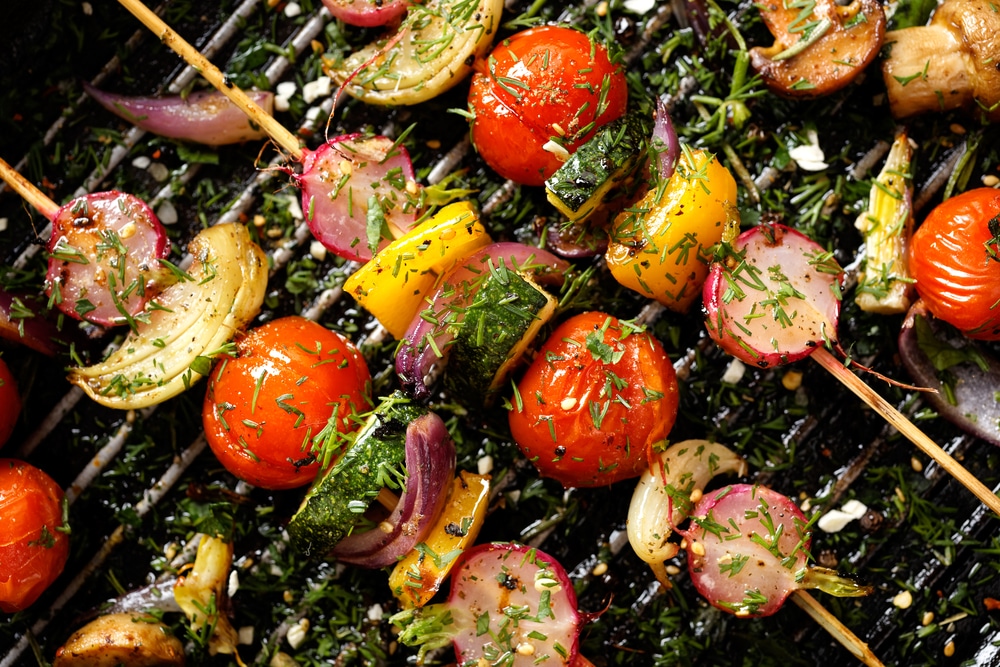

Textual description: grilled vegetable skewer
[703,223,1000,516]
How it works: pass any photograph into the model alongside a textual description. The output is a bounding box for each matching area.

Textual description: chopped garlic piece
[789,130,829,171]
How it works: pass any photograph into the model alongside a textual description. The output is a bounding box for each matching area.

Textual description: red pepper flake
[984,597,1000,611]
[12,113,22,122]
[152,149,162,159]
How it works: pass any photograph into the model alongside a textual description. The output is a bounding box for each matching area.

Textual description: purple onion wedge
[899,300,1000,446]
[84,83,274,146]
[652,97,680,181]
[395,242,569,400]
[296,134,418,262]
[45,191,170,328]
[703,223,843,368]
[393,542,582,666]
[330,411,455,568]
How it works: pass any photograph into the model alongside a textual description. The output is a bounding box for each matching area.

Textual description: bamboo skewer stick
[117,0,304,160]
[791,591,884,667]
[813,346,1000,515]
[0,157,60,220]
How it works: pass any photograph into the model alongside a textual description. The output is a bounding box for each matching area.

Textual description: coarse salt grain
[309,240,327,261]
[477,455,494,475]
[156,201,178,225]
[721,358,745,385]
[284,2,302,17]
[132,156,151,169]
[276,82,298,98]
[303,77,332,104]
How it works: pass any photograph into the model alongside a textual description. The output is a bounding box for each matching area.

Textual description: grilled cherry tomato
[468,25,628,186]
[909,188,1000,340]
[0,358,20,449]
[508,312,679,487]
[0,459,69,613]
[203,316,372,490]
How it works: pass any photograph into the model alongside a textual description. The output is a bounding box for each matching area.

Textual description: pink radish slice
[297,134,418,262]
[85,83,275,146]
[395,242,568,400]
[703,223,843,368]
[449,543,581,666]
[321,0,410,27]
[45,191,169,328]
[682,484,811,618]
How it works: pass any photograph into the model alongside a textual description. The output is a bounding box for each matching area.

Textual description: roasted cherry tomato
[203,316,372,490]
[468,25,628,186]
[0,459,69,613]
[0,357,21,449]
[909,188,1000,340]
[508,312,679,487]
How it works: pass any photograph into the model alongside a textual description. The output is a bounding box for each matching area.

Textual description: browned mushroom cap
[882,0,1000,122]
[749,0,886,98]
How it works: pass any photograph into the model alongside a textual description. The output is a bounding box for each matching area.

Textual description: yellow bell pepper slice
[606,149,739,313]
[343,201,491,338]
[389,471,490,608]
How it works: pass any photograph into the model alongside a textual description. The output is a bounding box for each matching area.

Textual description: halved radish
[680,483,871,618]
[321,0,409,26]
[45,191,169,328]
[393,542,582,666]
[295,134,418,262]
[703,223,843,368]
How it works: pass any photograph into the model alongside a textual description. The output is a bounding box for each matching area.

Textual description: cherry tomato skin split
[203,316,372,490]
[508,312,680,487]
[0,459,69,613]
[468,25,628,186]
[909,188,1000,340]
[0,358,21,449]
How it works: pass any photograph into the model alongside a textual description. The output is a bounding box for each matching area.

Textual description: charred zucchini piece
[444,262,557,407]
[287,394,426,557]
[545,111,650,223]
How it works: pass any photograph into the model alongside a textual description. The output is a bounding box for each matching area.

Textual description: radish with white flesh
[392,542,582,666]
[321,0,409,26]
[294,134,419,262]
[46,191,169,328]
[681,484,871,618]
[703,223,843,368]
[628,440,747,587]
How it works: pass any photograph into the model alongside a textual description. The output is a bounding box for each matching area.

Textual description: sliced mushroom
[881,0,1000,122]
[749,0,886,97]
[53,613,184,667]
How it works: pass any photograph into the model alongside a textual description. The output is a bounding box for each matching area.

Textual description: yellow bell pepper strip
[854,130,916,315]
[389,471,490,609]
[606,148,739,312]
[343,201,491,338]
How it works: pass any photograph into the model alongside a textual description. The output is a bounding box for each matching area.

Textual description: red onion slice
[322,0,409,27]
[297,134,418,262]
[331,411,455,568]
[652,97,680,181]
[45,191,170,328]
[395,242,569,400]
[84,83,275,146]
[447,543,581,666]
[0,289,64,355]
[703,223,843,368]
[899,300,1000,446]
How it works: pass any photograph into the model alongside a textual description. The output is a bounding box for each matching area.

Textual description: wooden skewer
[813,346,1000,516]
[791,591,884,667]
[0,157,60,220]
[117,0,304,160]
